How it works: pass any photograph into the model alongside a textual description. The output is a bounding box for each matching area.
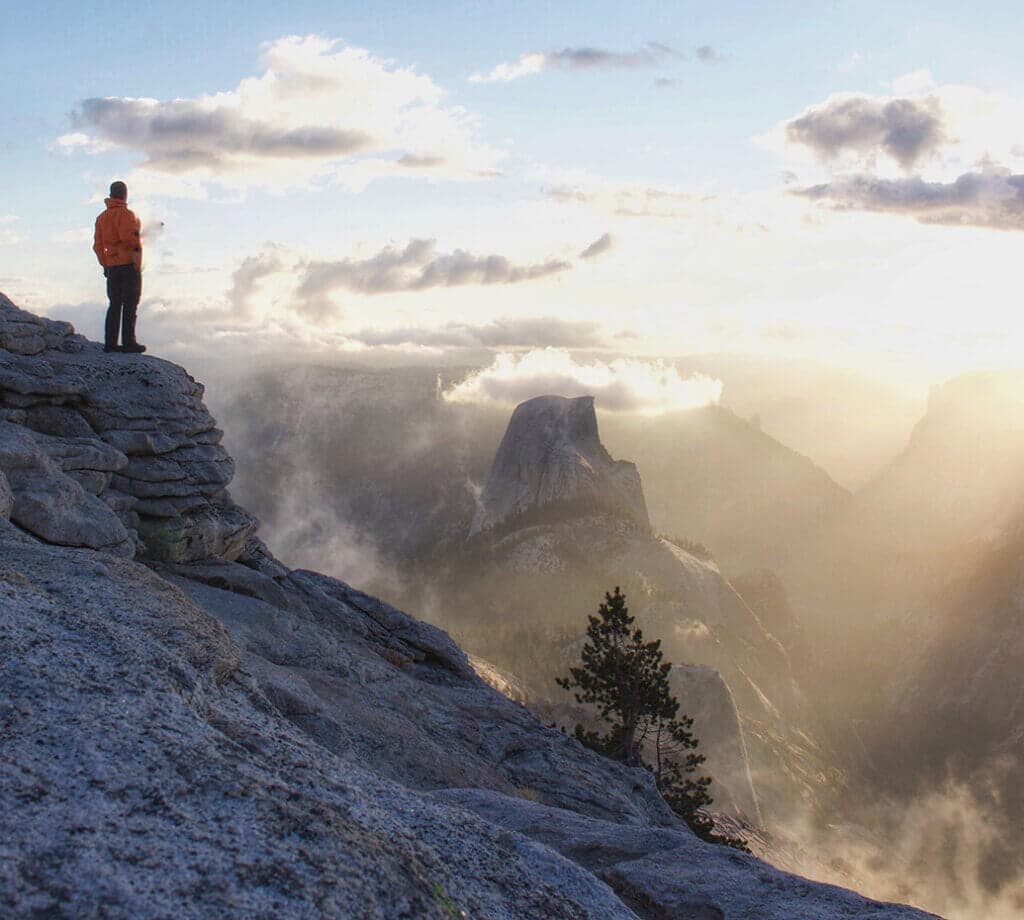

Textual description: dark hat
[109,181,128,200]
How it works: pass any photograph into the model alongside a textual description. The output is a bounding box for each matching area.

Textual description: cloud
[695,45,723,63]
[350,316,608,349]
[295,239,572,317]
[64,35,502,192]
[891,68,937,96]
[51,227,93,244]
[470,43,682,83]
[444,348,723,414]
[73,97,371,173]
[543,182,705,218]
[793,170,1024,230]
[228,249,283,315]
[785,94,946,169]
[579,232,614,259]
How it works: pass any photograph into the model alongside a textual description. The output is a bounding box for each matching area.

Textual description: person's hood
[104,197,128,209]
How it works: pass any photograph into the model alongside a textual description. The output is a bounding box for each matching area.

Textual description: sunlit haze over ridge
[4,0,1024,387]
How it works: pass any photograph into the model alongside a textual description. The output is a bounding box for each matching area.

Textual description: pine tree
[558,587,748,850]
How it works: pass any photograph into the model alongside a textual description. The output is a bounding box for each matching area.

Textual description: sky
[3,0,1024,395]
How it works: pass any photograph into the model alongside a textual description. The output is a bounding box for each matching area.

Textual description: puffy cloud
[444,348,723,414]
[785,94,945,169]
[794,170,1024,230]
[296,239,572,317]
[64,35,502,192]
[891,69,937,95]
[469,43,684,83]
[227,249,284,315]
[73,97,371,173]
[350,317,608,349]
[778,82,1024,231]
[578,232,614,259]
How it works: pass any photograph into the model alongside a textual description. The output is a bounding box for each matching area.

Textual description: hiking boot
[103,344,122,353]
[122,343,147,354]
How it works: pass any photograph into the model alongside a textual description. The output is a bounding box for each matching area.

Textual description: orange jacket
[93,198,142,269]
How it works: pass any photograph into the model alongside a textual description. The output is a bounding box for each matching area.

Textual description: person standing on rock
[93,180,146,354]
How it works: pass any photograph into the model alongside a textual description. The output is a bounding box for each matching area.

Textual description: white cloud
[470,52,547,84]
[542,176,710,219]
[772,82,1024,182]
[350,316,608,349]
[51,227,93,244]
[53,131,111,154]
[775,80,1024,230]
[444,348,723,414]
[891,69,937,95]
[469,43,717,83]
[63,35,503,195]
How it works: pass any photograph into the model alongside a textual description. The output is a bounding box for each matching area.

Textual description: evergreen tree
[559,587,748,850]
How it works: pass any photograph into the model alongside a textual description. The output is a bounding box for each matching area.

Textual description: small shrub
[431,882,461,918]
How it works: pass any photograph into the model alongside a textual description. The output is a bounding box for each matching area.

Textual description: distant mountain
[675,353,922,490]
[851,520,1024,900]
[213,365,852,587]
[852,371,1024,550]
[781,371,1024,692]
[770,371,1024,803]
[439,393,841,826]
[209,364,504,588]
[471,395,649,535]
[600,405,852,575]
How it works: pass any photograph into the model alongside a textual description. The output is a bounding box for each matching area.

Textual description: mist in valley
[201,351,1024,920]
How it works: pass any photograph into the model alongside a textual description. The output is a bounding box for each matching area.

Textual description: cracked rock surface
[0,293,256,562]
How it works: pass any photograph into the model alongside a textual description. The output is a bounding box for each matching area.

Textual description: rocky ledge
[0,294,937,918]
[0,293,256,562]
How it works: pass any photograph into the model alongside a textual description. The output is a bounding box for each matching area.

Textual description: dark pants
[104,264,142,348]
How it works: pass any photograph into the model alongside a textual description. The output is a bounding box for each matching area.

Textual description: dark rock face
[0,292,256,562]
[472,395,650,534]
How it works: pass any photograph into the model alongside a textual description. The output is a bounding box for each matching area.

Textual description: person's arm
[120,209,143,269]
[93,218,106,268]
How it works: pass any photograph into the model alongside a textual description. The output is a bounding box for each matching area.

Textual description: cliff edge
[0,294,936,919]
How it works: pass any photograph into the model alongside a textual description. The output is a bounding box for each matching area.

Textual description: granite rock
[0,293,256,563]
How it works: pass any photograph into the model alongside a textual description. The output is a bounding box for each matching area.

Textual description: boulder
[436,789,935,920]
[137,503,257,563]
[7,463,132,556]
[0,295,257,564]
